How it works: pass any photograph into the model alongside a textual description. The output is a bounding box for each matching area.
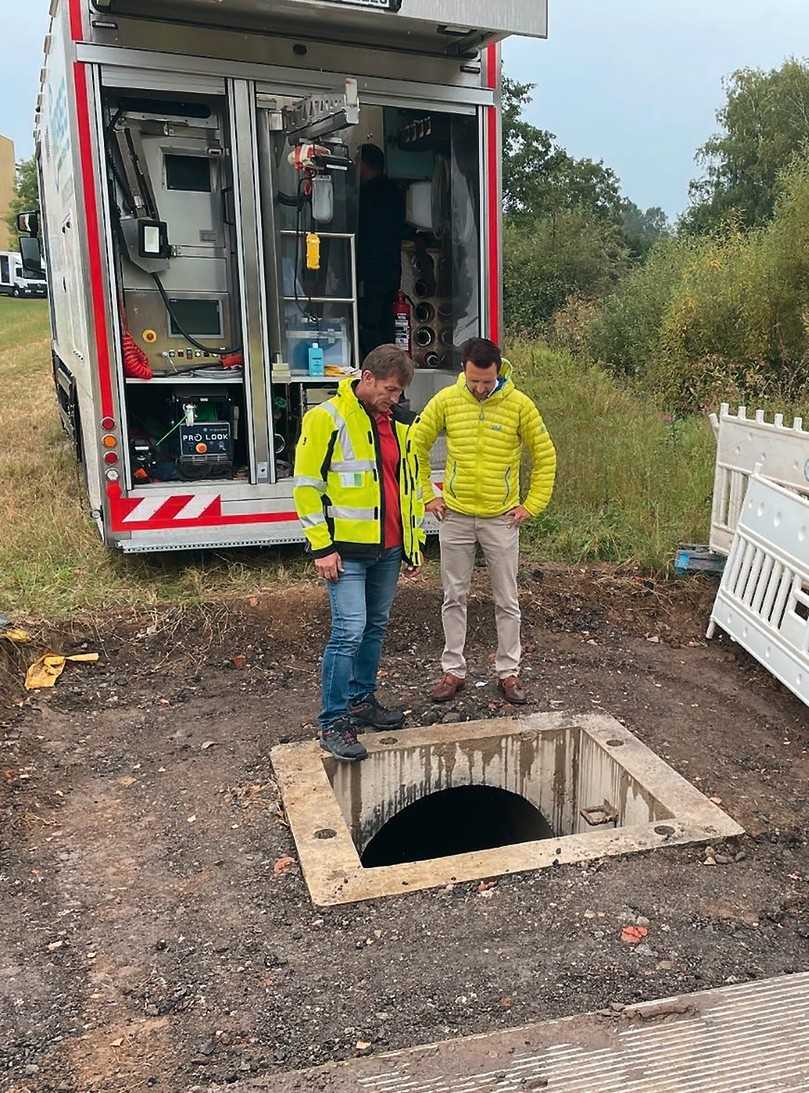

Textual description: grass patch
[0,298,307,620]
[0,303,717,619]
[513,342,715,569]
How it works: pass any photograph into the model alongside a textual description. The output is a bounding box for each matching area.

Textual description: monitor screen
[168,298,222,338]
[165,154,212,193]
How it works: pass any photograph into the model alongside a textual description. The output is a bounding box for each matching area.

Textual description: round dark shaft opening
[361,785,555,869]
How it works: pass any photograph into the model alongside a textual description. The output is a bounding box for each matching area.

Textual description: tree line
[504,57,809,411]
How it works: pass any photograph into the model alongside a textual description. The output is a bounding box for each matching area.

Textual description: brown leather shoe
[498,676,527,705]
[431,673,465,703]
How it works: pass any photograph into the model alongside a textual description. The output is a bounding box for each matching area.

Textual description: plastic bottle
[308,341,325,377]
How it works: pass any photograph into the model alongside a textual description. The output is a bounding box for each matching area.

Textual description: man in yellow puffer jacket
[413,337,556,705]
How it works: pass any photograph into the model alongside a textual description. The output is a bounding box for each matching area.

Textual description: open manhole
[271,713,743,906]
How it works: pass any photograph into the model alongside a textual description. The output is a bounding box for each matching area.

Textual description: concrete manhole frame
[271,712,743,907]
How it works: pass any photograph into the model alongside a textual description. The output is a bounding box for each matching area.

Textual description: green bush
[504,210,629,334]
[583,161,809,412]
[544,294,602,359]
[585,236,702,380]
[653,165,809,408]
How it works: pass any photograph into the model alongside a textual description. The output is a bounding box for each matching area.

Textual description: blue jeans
[319,547,402,731]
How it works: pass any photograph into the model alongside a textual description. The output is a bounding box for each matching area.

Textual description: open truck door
[34,0,547,552]
[85,0,547,54]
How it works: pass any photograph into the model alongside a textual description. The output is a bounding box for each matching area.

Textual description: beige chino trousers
[438,510,521,680]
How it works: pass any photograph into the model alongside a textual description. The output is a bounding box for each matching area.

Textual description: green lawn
[0,300,716,620]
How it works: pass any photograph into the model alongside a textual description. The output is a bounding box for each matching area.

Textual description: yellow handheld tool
[306,232,321,271]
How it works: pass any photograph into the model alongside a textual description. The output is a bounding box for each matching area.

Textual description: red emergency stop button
[195,442,208,454]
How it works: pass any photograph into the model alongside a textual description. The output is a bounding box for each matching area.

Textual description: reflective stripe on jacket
[412,363,557,518]
[293,377,426,565]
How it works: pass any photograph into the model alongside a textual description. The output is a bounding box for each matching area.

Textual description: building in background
[0,136,16,251]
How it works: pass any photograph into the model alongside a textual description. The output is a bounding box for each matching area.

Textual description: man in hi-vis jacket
[293,345,425,762]
[413,337,556,706]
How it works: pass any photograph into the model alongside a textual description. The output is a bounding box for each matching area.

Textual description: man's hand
[507,505,532,528]
[425,498,448,521]
[315,551,343,582]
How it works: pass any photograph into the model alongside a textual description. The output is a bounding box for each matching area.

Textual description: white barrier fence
[708,403,809,555]
[708,471,809,709]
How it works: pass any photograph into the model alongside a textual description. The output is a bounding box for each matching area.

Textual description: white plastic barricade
[708,404,809,555]
[708,471,809,709]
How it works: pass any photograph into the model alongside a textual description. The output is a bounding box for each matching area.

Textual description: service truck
[0,250,48,298]
[19,0,547,553]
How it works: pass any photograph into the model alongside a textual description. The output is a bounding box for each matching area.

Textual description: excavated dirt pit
[271,712,743,905]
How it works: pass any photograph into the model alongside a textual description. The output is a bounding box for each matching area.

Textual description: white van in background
[0,250,47,298]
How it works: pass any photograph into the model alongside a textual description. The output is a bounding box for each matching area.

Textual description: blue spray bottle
[308,341,325,377]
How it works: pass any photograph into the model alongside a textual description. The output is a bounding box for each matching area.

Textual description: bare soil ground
[2,565,808,1093]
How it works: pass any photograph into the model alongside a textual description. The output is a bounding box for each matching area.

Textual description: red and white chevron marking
[106,483,299,533]
[120,493,222,524]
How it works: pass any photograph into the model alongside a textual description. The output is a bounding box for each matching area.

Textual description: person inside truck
[357,144,406,360]
[293,344,425,762]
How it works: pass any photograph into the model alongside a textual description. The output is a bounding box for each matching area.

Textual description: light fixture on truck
[138,220,169,261]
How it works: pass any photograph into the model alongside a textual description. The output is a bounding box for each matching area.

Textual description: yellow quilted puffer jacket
[413,364,557,518]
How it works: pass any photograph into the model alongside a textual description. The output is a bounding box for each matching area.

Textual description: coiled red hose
[122,330,153,380]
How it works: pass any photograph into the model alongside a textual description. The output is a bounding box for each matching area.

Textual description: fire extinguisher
[393,290,412,356]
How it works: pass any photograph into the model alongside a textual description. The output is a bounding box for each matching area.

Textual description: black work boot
[349,693,405,731]
[319,718,368,762]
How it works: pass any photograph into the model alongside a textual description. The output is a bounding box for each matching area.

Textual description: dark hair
[360,143,385,173]
[362,344,415,386]
[460,337,502,370]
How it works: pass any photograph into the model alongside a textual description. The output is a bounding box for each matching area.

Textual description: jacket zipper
[448,461,458,497]
[367,413,385,551]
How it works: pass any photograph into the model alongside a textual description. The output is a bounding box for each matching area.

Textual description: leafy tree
[504,209,630,332]
[5,156,40,244]
[683,59,809,232]
[621,201,670,259]
[502,78,624,224]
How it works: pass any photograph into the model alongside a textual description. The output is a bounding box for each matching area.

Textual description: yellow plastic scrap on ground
[0,628,31,644]
[25,652,100,691]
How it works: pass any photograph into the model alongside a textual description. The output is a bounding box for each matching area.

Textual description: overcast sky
[2,0,807,218]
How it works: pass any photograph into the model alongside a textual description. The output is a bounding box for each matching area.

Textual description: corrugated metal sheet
[270,974,809,1093]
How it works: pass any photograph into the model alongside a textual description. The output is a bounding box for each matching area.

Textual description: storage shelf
[272,374,346,385]
[281,297,355,304]
[125,373,245,385]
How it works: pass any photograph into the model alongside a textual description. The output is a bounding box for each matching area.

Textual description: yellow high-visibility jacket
[293,377,426,565]
[413,365,557,518]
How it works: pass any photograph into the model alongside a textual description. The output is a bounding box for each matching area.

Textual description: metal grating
[267,973,809,1093]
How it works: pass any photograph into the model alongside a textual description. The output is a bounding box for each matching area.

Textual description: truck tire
[12,286,21,298]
